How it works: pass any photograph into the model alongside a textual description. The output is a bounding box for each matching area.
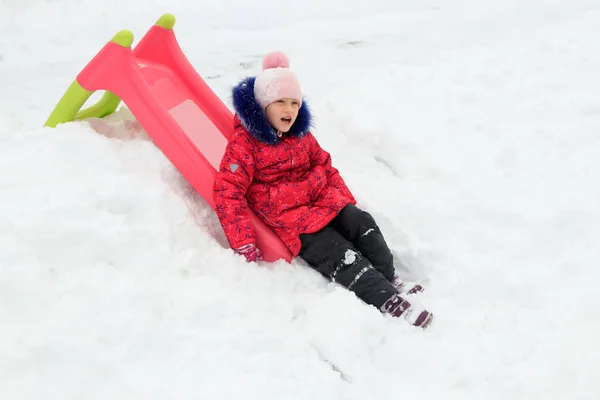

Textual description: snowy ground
[1,0,600,399]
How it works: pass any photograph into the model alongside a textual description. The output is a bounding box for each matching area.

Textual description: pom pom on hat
[254,51,302,110]
[262,51,290,70]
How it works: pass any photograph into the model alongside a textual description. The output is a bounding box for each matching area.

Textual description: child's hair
[254,51,303,110]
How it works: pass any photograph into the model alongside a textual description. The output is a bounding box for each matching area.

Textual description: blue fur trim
[231,77,312,144]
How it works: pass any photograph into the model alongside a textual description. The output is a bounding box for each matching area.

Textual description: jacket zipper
[258,211,284,227]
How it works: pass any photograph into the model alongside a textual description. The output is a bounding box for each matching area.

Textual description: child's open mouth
[281,117,292,124]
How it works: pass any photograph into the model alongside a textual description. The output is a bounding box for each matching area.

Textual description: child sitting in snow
[213,51,433,329]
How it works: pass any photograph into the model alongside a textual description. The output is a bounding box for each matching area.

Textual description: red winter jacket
[213,77,356,256]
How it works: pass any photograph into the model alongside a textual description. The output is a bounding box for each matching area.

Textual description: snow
[360,228,374,237]
[343,250,357,266]
[1,0,600,398]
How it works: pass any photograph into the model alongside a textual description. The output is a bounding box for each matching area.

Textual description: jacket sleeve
[307,132,357,204]
[213,131,257,249]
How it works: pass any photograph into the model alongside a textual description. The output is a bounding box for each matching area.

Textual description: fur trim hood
[231,77,312,144]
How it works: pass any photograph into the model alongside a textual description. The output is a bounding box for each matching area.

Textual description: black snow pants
[298,204,398,309]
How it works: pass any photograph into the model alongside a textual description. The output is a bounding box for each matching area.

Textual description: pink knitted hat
[254,51,302,110]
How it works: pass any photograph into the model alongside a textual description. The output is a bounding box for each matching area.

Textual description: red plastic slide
[48,14,292,262]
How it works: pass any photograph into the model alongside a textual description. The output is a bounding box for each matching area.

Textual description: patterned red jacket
[213,77,356,256]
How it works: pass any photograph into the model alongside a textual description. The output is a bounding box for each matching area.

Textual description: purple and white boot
[381,293,434,329]
[391,273,425,296]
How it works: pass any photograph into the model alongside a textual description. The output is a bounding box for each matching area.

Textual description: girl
[213,51,433,329]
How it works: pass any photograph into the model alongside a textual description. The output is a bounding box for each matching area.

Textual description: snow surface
[2,0,600,399]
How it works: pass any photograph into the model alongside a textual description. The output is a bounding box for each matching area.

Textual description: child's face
[265,98,300,133]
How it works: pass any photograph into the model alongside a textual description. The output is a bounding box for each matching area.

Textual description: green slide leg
[44,82,121,128]
[43,30,133,128]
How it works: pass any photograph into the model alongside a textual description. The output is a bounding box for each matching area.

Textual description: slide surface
[49,15,292,262]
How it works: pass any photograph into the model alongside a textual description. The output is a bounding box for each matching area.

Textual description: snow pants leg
[299,222,397,309]
[329,204,395,281]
